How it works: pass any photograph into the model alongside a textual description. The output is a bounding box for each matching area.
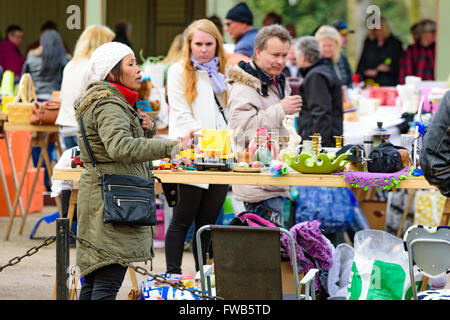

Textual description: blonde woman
[162,33,184,66]
[166,19,229,275]
[356,16,403,86]
[315,25,353,88]
[56,25,115,149]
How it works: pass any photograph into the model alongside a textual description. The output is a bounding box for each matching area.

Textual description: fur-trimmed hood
[74,81,121,119]
[227,62,261,89]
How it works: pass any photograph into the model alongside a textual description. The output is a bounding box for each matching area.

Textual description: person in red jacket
[0,25,25,83]
[399,19,436,84]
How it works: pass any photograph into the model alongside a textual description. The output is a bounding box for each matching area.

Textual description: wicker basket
[6,73,37,123]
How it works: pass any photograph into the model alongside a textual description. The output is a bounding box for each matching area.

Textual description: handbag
[79,115,160,226]
[367,142,408,173]
[30,100,60,125]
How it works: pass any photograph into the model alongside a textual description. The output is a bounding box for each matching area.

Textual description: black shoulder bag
[79,115,160,226]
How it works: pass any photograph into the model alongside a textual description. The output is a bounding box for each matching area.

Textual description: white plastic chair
[403,225,450,300]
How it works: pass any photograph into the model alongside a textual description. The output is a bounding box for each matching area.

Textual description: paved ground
[0,205,196,300]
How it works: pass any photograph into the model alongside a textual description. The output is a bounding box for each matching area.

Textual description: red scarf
[107,81,138,107]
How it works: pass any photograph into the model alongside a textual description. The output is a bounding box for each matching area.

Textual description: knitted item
[336,166,413,191]
[281,220,333,290]
[88,42,134,83]
[225,2,253,25]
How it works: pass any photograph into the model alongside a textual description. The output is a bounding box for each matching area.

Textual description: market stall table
[53,167,440,229]
[4,122,63,240]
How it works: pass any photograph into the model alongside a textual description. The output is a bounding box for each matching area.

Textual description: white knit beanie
[88,42,134,83]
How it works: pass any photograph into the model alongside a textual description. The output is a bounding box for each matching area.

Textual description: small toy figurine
[137,75,160,112]
[71,146,83,168]
[282,115,301,154]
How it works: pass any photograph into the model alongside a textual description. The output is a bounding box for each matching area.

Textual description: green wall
[436,0,450,81]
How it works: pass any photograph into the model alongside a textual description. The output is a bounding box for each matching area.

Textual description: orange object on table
[369,87,398,106]
[0,131,44,216]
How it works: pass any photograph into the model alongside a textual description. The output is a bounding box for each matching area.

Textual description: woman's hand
[177,128,203,151]
[377,64,390,73]
[137,109,154,131]
[364,69,378,78]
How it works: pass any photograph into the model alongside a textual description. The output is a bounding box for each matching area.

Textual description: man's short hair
[6,25,23,36]
[295,36,321,63]
[254,24,292,52]
[264,11,283,25]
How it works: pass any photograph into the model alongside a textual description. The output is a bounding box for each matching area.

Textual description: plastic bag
[327,243,354,299]
[347,230,426,300]
[414,190,447,227]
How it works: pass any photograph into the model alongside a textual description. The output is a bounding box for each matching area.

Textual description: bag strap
[78,115,100,177]
[213,94,228,125]
[79,114,161,183]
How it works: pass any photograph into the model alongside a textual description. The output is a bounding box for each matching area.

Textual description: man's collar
[237,60,286,97]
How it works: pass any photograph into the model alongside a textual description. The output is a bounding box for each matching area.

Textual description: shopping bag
[414,190,446,227]
[346,230,426,300]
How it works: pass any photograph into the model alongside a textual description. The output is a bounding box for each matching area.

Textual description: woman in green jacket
[74,42,194,300]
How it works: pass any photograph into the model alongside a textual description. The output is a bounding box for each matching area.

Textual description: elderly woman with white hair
[315,25,353,88]
[74,42,195,300]
[295,35,343,148]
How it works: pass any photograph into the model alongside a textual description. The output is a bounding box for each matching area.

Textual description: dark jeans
[31,141,55,192]
[63,135,78,149]
[79,264,127,300]
[165,183,229,274]
[244,196,285,227]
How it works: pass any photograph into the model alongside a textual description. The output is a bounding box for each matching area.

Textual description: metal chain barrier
[69,231,222,300]
[0,232,221,300]
[0,236,56,272]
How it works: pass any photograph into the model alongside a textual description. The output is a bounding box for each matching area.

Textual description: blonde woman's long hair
[315,25,342,64]
[180,19,228,107]
[163,33,184,65]
[72,25,115,62]
[367,16,392,41]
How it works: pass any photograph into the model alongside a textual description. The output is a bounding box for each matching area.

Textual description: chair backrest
[206,225,283,300]
[404,225,450,278]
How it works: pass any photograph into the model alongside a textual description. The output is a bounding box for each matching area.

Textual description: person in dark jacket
[315,25,353,88]
[295,36,342,147]
[356,16,403,87]
[22,29,69,101]
[113,20,133,49]
[420,90,450,197]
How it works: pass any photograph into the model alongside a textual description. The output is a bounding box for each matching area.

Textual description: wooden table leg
[19,133,50,235]
[127,268,140,300]
[4,132,25,216]
[440,198,450,226]
[396,189,417,237]
[0,152,13,216]
[4,142,34,240]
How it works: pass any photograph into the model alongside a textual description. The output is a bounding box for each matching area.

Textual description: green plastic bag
[347,230,426,300]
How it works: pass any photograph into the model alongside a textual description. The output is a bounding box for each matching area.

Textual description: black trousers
[79,264,127,300]
[165,183,229,274]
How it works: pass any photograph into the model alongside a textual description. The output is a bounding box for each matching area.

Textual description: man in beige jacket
[227,25,302,226]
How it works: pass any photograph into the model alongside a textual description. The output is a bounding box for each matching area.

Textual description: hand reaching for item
[137,108,155,131]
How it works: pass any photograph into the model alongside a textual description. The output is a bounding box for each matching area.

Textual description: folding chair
[196,224,318,300]
[403,225,450,300]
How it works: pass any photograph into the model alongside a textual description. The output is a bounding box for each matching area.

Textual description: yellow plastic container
[1,95,15,113]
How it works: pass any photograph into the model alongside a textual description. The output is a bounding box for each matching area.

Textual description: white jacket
[56,58,90,131]
[167,61,229,189]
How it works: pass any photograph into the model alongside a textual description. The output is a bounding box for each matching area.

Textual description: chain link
[0,236,56,272]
